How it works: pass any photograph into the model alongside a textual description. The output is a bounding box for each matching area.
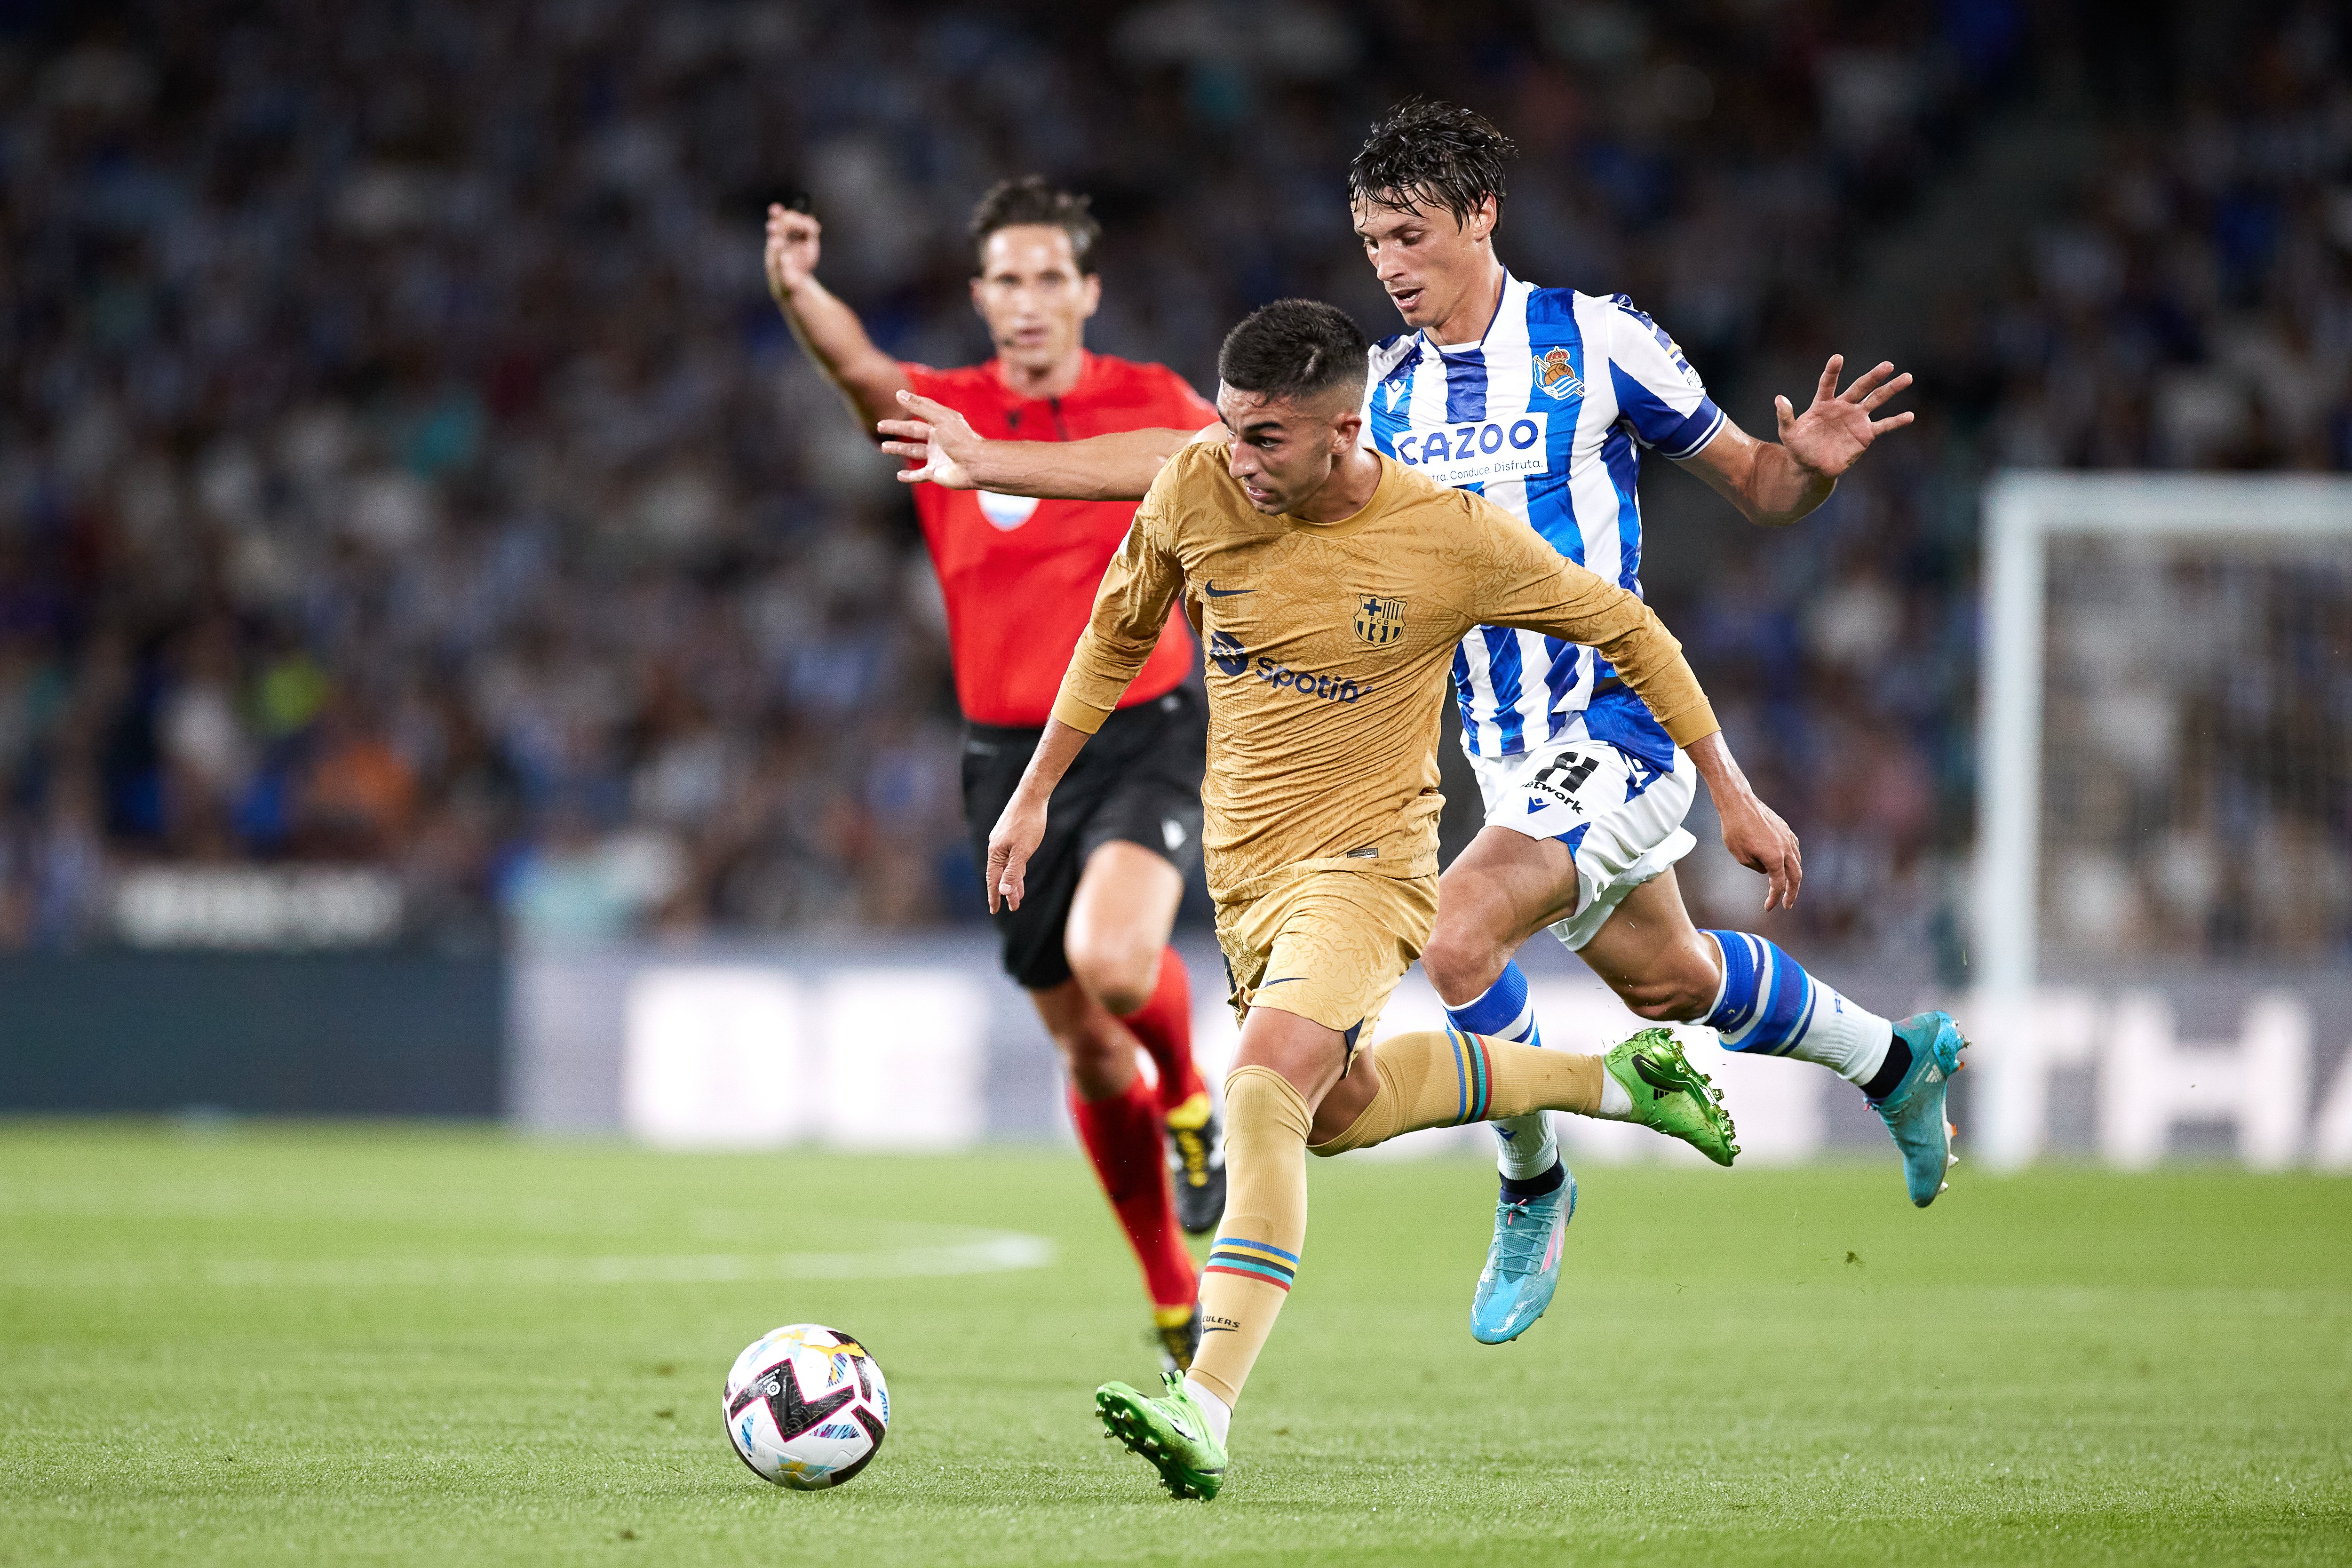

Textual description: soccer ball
[722,1323,890,1489]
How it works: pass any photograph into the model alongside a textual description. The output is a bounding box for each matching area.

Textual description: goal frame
[1974,472,2352,993]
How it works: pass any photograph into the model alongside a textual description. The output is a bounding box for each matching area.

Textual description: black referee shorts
[961,683,1207,992]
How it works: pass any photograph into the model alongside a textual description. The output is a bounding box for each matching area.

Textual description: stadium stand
[0,1,2342,962]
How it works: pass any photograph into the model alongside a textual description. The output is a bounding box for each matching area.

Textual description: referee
[765,177,1223,1374]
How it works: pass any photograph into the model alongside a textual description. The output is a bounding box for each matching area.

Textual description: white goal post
[1974,472,2352,994]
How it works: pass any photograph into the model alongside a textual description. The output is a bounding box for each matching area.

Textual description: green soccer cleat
[1096,1372,1227,1500]
[1605,1028,1739,1166]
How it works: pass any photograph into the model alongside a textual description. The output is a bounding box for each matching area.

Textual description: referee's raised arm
[763,200,913,438]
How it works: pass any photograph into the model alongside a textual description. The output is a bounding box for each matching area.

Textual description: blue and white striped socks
[1443,961,1560,1179]
[1698,931,1892,1084]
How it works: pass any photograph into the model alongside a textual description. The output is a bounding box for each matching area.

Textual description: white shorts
[1467,734,1697,952]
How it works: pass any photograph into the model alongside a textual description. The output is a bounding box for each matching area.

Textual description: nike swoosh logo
[1203,581,1252,597]
[1201,1324,1237,1333]
[1257,977,1304,987]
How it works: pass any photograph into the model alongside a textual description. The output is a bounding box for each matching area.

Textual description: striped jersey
[1362,271,1725,761]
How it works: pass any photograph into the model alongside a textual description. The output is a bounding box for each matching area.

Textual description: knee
[1224,1062,1313,1142]
[1420,916,1504,1005]
[1066,935,1157,1018]
[1050,1016,1132,1098]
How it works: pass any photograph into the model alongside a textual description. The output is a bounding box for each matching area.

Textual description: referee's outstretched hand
[985,790,1049,913]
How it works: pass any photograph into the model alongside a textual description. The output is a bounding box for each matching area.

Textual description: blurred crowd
[0,0,2344,963]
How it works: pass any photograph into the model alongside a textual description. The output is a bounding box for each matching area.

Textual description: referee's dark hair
[1347,98,1518,226]
[1217,300,1368,406]
[968,175,1101,274]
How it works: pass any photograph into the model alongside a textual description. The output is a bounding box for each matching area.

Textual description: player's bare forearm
[878,404,1192,499]
[1686,731,1804,911]
[1681,355,1915,529]
[1707,430,1836,526]
[967,426,1186,500]
[987,719,1092,912]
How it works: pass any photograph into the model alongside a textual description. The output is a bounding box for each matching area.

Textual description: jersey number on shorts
[1530,754,1602,815]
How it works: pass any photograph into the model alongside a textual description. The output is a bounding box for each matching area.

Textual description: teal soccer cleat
[1874,1011,1968,1207]
[1469,1169,1576,1345]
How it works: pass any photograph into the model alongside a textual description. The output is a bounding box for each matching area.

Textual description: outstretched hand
[1718,789,1804,913]
[1775,355,1914,482]
[878,390,984,489]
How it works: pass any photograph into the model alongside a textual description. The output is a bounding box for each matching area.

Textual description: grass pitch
[2,1125,2346,1567]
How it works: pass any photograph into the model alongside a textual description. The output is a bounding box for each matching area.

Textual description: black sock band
[1862,1035,1913,1102]
[1499,1159,1566,1200]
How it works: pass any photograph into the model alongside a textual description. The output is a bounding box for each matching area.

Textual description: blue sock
[1698,931,1891,1084]
[1445,961,1557,1179]
[1443,960,1542,1049]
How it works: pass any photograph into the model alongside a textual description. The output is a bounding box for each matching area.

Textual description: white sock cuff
[1181,1375,1232,1444]
[1597,1070,1634,1120]
[1848,1013,1897,1087]
[1491,1110,1557,1178]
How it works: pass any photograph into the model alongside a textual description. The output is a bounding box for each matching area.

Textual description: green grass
[1,1125,2347,1566]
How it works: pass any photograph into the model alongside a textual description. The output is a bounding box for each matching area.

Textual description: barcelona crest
[1532,346,1583,398]
[1353,595,1407,647]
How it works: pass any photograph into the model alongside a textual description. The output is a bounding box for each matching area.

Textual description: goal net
[1976,474,2352,989]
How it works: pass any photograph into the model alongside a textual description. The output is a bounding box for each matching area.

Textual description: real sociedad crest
[1531,346,1584,399]
[1352,595,1407,647]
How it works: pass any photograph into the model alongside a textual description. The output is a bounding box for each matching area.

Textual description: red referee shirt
[902,352,1215,729]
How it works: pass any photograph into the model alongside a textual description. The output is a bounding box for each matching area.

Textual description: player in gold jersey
[984,301,1784,1500]
[885,108,1963,1366]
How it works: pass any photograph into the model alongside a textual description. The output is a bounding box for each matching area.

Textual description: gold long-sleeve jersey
[1049,442,1720,900]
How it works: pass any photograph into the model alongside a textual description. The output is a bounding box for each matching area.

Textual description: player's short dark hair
[967,175,1101,275]
[1346,98,1518,226]
[1217,300,1368,406]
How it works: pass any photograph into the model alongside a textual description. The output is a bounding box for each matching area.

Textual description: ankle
[1862,1034,1913,1102]
[1180,1376,1232,1445]
[1499,1159,1565,1199]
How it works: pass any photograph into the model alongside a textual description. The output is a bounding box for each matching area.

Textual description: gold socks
[1309,1027,1605,1155]
[1187,1066,1311,1409]
[1188,1033,1604,1405]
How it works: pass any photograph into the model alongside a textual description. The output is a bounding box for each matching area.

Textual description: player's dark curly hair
[967,175,1101,274]
[1346,98,1518,226]
[1217,299,1368,405]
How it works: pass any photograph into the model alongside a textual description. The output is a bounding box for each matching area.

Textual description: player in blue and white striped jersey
[1362,275,1719,760]
[1343,102,1962,1345]
[876,103,1969,1349]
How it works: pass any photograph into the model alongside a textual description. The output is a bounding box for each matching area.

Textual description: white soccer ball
[722,1323,890,1489]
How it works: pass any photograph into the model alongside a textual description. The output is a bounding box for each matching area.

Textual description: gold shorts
[1215,868,1438,1047]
